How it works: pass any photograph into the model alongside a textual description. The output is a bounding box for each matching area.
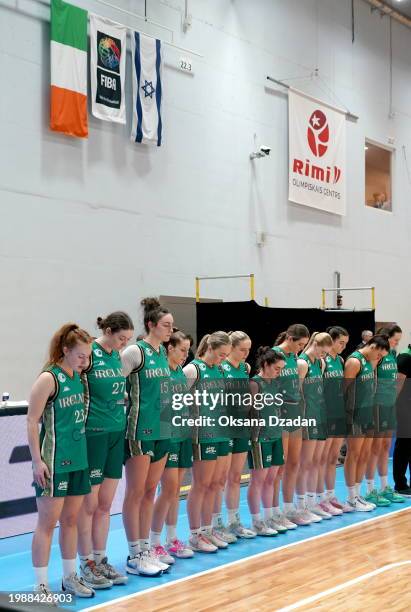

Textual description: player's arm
[27,372,56,489]
[121,344,143,376]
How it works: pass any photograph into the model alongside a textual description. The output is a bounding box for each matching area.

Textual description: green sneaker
[364,489,391,507]
[381,486,405,503]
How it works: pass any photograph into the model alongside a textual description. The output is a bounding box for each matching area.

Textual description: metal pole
[195,277,200,303]
[371,287,376,310]
[264,297,269,307]
[250,274,255,301]
[321,289,326,309]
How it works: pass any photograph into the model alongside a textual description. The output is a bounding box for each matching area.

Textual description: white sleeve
[183,363,199,389]
[121,345,143,377]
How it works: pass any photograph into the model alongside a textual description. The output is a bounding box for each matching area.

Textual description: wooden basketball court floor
[82,507,411,612]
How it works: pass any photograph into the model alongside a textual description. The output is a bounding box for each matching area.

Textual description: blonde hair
[228,331,251,348]
[303,331,333,353]
[196,331,231,358]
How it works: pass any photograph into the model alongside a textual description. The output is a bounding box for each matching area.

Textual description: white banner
[131,31,163,146]
[288,90,346,215]
[90,14,127,124]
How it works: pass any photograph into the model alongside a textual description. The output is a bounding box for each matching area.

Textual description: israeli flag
[131,32,162,146]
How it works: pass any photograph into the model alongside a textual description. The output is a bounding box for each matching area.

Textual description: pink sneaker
[340,500,355,513]
[152,544,175,565]
[167,539,194,559]
[284,509,312,526]
[320,500,342,516]
[329,496,344,510]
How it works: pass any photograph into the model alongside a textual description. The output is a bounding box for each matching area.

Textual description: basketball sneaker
[189,533,218,553]
[80,560,113,589]
[167,539,194,558]
[62,573,95,597]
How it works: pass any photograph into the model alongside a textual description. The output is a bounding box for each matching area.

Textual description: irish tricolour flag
[50,0,88,137]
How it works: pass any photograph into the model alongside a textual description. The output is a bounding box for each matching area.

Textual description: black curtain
[196,301,375,371]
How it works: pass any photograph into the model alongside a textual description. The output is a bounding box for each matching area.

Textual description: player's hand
[33,460,50,489]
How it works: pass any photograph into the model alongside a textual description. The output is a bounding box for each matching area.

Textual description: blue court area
[1,461,410,611]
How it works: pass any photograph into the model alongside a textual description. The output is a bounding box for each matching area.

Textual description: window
[365,141,392,212]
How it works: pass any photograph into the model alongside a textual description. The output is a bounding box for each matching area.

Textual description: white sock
[62,558,76,578]
[201,525,212,535]
[139,538,150,551]
[166,524,177,542]
[317,492,326,503]
[263,507,273,520]
[296,494,305,509]
[356,483,362,497]
[326,489,335,500]
[251,513,261,524]
[93,550,105,565]
[128,540,140,557]
[190,528,200,537]
[34,566,48,587]
[380,475,388,490]
[306,492,316,508]
[283,502,294,513]
[150,530,162,546]
[212,512,222,527]
[227,508,238,524]
[79,554,92,570]
[348,485,356,501]
[366,479,375,493]
[272,506,281,516]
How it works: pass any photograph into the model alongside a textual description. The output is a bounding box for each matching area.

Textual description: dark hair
[376,324,402,338]
[275,324,310,345]
[185,334,194,347]
[326,326,349,341]
[97,311,134,333]
[141,297,170,333]
[365,334,390,351]
[164,330,188,352]
[46,323,92,367]
[256,346,286,370]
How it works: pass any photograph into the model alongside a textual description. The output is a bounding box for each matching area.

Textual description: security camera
[250,145,272,160]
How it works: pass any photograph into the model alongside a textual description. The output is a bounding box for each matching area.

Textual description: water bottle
[1,392,10,408]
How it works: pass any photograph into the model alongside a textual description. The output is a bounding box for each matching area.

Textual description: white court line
[82,506,411,612]
[276,560,411,611]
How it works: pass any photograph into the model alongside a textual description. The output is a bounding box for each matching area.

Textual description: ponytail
[45,323,92,367]
[196,331,231,358]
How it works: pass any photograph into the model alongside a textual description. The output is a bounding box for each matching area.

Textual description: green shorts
[166,439,193,468]
[326,418,347,438]
[193,441,231,461]
[86,431,124,485]
[231,438,251,454]
[34,468,90,498]
[248,439,284,470]
[376,404,396,434]
[124,439,170,463]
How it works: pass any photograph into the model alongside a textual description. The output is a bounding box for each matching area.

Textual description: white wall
[1,0,411,398]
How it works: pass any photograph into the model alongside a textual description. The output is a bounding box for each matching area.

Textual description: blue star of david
[141,80,155,98]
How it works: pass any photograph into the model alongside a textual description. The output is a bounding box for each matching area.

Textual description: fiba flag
[50,0,88,137]
[288,90,346,215]
[90,14,127,124]
[131,32,162,146]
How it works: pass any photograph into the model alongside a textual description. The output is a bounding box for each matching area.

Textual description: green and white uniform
[375,349,398,432]
[346,350,375,434]
[166,365,193,469]
[323,354,346,437]
[82,341,126,485]
[248,376,284,470]
[299,354,327,440]
[35,365,90,497]
[124,340,171,463]
[222,359,251,454]
[272,346,302,431]
[190,359,230,461]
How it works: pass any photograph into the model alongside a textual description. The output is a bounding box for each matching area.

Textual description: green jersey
[348,350,375,411]
[170,365,190,443]
[252,375,281,440]
[40,365,87,474]
[272,346,300,403]
[376,349,398,406]
[126,340,171,441]
[300,354,326,414]
[83,341,126,434]
[323,354,344,413]
[191,358,228,443]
